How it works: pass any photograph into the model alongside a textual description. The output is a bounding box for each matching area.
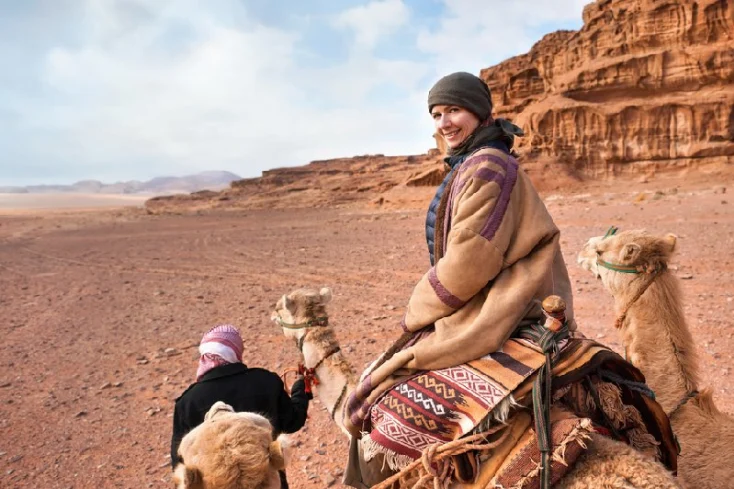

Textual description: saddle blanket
[363,338,555,468]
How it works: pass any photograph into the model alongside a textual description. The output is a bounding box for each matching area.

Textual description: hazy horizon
[0,192,151,212]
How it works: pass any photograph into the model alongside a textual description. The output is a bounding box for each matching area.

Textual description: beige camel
[270,287,682,488]
[577,228,734,489]
[173,402,291,489]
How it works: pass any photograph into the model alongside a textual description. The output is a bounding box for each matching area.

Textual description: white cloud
[417,0,587,74]
[332,0,410,51]
[4,0,434,184]
[0,0,589,185]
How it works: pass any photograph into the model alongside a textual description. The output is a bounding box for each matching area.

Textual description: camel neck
[301,326,357,435]
[622,271,700,413]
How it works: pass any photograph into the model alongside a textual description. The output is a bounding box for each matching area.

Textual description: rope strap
[372,424,510,489]
[515,321,570,489]
[668,390,699,419]
[597,369,656,400]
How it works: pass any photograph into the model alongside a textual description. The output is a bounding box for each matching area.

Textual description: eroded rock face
[480,0,734,176]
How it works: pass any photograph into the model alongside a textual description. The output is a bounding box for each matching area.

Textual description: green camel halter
[596,226,642,274]
[596,226,664,330]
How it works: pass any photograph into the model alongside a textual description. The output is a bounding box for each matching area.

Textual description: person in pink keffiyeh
[195,324,244,380]
[172,324,311,489]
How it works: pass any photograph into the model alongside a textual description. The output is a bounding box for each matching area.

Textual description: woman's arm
[404,152,518,331]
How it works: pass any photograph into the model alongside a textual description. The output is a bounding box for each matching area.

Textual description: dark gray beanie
[427,72,493,121]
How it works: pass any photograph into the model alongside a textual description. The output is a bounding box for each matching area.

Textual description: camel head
[173,402,291,489]
[577,228,678,297]
[271,287,332,344]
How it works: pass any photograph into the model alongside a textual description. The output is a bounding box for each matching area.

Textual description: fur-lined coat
[344,146,574,438]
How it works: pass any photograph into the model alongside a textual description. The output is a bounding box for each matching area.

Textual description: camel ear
[621,243,642,263]
[204,401,233,421]
[319,287,332,305]
[663,233,677,253]
[282,294,296,315]
[174,464,204,489]
[269,436,291,471]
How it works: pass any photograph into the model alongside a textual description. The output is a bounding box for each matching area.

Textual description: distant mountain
[0,171,242,195]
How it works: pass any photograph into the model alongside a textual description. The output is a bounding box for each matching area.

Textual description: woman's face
[431,105,480,149]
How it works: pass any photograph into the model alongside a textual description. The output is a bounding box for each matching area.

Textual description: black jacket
[170,362,310,468]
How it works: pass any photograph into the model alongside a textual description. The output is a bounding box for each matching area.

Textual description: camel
[270,287,682,488]
[173,401,291,489]
[577,228,734,489]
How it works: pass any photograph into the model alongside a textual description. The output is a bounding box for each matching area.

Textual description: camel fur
[173,402,291,489]
[271,287,682,488]
[578,228,734,489]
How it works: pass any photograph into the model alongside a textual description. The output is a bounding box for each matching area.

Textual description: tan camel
[577,228,734,489]
[173,402,291,489]
[270,287,682,488]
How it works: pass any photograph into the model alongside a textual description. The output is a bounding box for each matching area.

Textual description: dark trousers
[279,470,289,489]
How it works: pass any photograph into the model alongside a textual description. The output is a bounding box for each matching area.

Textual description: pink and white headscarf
[196,324,244,381]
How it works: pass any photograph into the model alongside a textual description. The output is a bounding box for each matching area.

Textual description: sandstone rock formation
[480,0,734,177]
[145,153,445,214]
[146,0,734,214]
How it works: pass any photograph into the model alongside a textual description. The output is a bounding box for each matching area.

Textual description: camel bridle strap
[281,334,348,419]
[273,312,328,350]
[329,383,349,422]
[596,257,642,274]
[305,344,349,421]
[596,226,642,274]
[612,264,664,329]
[668,390,699,419]
[280,344,339,395]
[275,314,328,330]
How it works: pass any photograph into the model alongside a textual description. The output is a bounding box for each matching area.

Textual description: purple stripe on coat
[358,375,373,398]
[348,375,374,426]
[458,153,508,178]
[473,167,504,185]
[479,157,518,241]
[457,154,508,189]
[428,267,464,309]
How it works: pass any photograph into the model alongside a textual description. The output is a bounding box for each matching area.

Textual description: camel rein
[668,390,699,419]
[277,313,349,421]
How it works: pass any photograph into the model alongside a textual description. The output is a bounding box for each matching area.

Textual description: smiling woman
[343,70,577,486]
[430,105,479,149]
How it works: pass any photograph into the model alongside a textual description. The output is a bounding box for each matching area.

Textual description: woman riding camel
[343,71,576,485]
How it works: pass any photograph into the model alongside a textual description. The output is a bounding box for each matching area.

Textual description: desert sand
[0,174,732,488]
[0,193,150,213]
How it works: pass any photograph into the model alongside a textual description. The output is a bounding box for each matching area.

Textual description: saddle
[365,337,678,489]
[362,337,553,469]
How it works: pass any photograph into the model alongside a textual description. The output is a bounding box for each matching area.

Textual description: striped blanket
[362,338,554,469]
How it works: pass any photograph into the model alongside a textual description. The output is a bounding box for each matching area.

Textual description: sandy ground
[0,193,150,212]
[0,175,732,488]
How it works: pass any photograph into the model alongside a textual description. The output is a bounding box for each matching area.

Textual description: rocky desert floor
[0,174,732,488]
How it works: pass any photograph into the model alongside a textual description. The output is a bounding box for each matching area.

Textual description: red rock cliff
[479,0,734,176]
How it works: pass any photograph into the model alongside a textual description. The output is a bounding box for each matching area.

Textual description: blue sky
[0,0,588,186]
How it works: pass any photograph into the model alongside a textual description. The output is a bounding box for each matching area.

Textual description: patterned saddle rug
[362,338,556,469]
[364,338,679,488]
